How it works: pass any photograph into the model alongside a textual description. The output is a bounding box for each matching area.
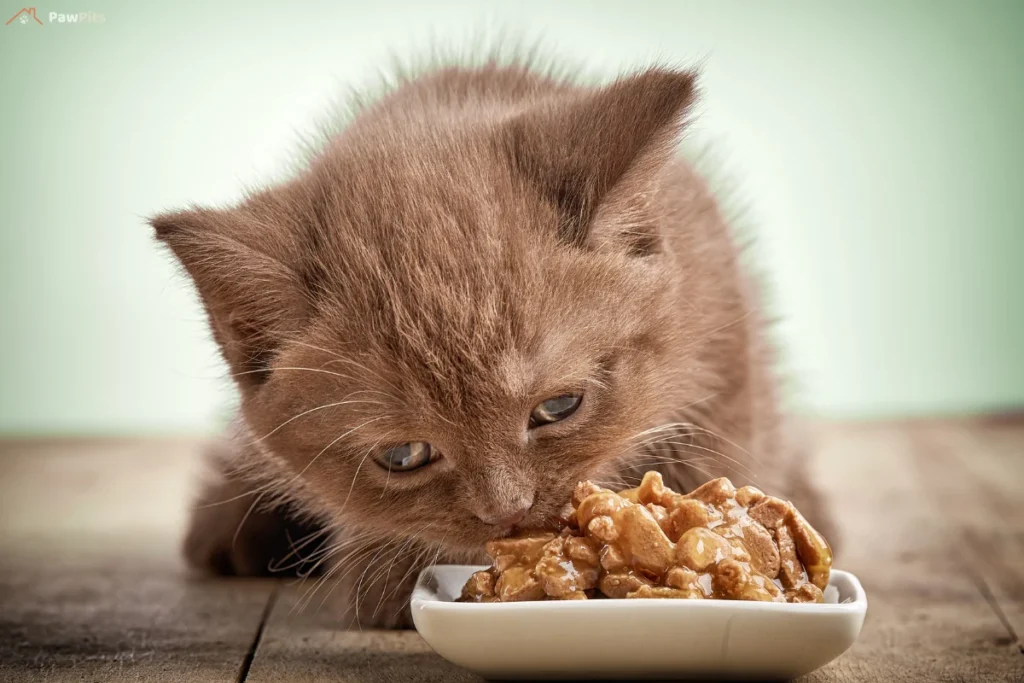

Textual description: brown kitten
[154,57,834,628]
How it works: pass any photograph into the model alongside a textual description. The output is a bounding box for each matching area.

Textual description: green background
[1,0,1022,435]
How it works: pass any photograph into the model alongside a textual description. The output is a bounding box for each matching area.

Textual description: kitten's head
[152,67,699,553]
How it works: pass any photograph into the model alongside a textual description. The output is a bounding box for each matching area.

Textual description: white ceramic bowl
[412,564,867,680]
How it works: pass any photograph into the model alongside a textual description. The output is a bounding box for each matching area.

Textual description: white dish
[412,564,867,680]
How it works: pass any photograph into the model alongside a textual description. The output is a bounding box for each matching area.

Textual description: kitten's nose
[477,496,534,529]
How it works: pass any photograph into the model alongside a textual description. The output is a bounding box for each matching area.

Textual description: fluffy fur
[153,55,832,628]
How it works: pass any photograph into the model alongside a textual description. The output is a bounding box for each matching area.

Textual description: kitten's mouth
[488,522,535,540]
[489,508,570,540]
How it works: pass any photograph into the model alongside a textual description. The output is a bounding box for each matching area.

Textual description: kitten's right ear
[149,206,309,388]
[505,67,698,254]
[149,208,202,242]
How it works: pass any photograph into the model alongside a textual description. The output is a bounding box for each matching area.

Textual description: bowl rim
[412,564,868,614]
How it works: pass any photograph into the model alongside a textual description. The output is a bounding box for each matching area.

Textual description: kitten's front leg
[324,537,442,629]
[182,437,326,577]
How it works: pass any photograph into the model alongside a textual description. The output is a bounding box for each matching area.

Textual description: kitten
[153,57,833,628]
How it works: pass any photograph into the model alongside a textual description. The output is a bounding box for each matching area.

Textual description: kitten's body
[158,59,831,628]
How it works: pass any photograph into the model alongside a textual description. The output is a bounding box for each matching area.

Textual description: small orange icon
[6,7,43,25]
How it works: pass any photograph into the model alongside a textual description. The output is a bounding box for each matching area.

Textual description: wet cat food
[458,472,832,603]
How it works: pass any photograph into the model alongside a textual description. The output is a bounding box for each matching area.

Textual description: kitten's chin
[441,541,490,565]
[486,506,573,541]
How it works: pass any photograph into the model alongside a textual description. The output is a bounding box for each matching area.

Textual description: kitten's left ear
[505,67,698,255]
[149,203,311,389]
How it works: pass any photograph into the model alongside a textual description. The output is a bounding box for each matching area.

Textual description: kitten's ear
[506,68,698,255]
[150,206,310,387]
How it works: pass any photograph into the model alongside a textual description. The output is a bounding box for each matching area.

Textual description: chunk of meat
[458,472,833,605]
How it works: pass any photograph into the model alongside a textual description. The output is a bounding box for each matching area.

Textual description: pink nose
[477,500,533,528]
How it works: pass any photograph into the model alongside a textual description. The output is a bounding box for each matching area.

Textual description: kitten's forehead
[333,131,533,236]
[298,123,663,408]
[310,141,556,324]
[495,331,582,397]
[307,247,623,417]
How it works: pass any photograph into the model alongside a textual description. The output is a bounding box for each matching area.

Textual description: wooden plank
[3,426,1023,681]
[800,422,1024,682]
[910,421,1024,650]
[247,422,1024,682]
[0,437,198,541]
[0,551,276,683]
[245,585,480,683]
[0,438,275,683]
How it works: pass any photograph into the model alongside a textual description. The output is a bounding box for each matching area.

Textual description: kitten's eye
[529,394,583,428]
[374,442,436,472]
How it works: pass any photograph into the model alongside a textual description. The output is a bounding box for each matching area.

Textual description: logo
[5,7,43,24]
[49,10,104,23]
[5,7,105,25]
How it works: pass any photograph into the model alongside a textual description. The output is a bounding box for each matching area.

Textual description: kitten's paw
[182,477,323,577]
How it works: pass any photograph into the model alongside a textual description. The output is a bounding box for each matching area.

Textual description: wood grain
[245,586,479,683]
[0,439,275,683]
[0,552,276,683]
[911,422,1024,651]
[1,423,1022,682]
[801,423,1024,682]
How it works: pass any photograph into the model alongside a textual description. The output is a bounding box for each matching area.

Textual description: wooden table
[1,420,1022,682]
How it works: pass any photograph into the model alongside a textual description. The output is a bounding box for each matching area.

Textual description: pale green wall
[1,0,1022,435]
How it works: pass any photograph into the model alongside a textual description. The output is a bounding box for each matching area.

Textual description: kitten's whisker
[395,534,449,618]
[278,416,387,502]
[294,541,382,615]
[380,540,433,607]
[288,539,350,594]
[280,338,347,361]
[318,533,416,620]
[682,424,758,462]
[629,456,708,468]
[355,528,445,626]
[631,429,702,449]
[291,556,345,615]
[633,454,729,484]
[283,527,373,579]
[348,536,406,616]
[292,536,372,581]
[230,490,266,551]
[544,367,600,392]
[196,481,279,510]
[357,532,417,593]
[399,533,446,619]
[270,523,336,574]
[196,447,309,508]
[380,460,394,500]
[681,309,755,355]
[231,365,357,381]
[337,437,386,516]
[673,392,722,415]
[321,357,406,399]
[628,421,697,442]
[365,539,411,593]
[633,436,756,478]
[291,529,381,581]
[626,395,721,443]
[358,525,437,623]
[675,458,719,483]
[245,398,385,446]
[647,439,758,479]
[370,532,429,620]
